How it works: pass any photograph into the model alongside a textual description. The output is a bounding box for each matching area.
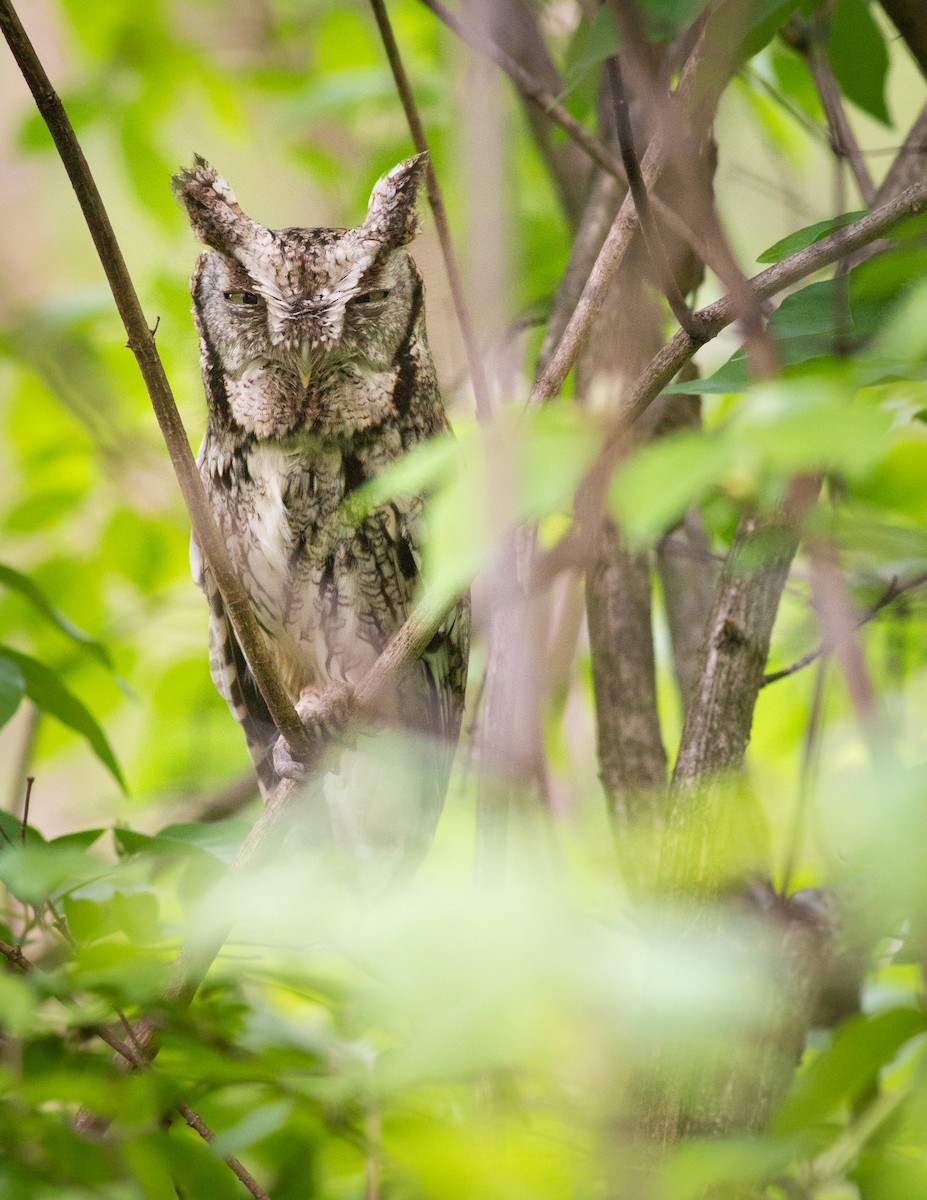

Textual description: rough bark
[585,519,667,821]
[671,511,806,787]
[657,510,717,714]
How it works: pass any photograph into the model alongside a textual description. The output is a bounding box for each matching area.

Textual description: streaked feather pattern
[175,156,469,876]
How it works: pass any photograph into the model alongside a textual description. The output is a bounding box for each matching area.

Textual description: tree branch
[785,17,876,208]
[418,0,707,260]
[0,0,312,759]
[616,178,927,434]
[761,571,927,687]
[603,52,703,337]
[367,0,493,421]
[875,101,927,206]
[470,0,591,225]
[0,0,457,1119]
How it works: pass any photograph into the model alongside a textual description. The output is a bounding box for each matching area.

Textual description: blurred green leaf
[774,1008,927,1133]
[0,973,37,1038]
[0,808,44,847]
[0,647,125,790]
[209,1102,293,1157]
[0,842,106,905]
[0,654,25,730]
[609,433,734,539]
[0,563,113,669]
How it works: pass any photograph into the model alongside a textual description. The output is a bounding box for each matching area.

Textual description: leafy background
[2,0,927,1197]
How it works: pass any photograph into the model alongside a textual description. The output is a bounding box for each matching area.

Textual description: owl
[172,154,470,878]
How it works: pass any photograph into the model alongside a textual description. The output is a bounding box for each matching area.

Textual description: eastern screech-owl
[172,154,469,876]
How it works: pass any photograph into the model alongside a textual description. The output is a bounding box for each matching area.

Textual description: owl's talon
[272,682,356,781]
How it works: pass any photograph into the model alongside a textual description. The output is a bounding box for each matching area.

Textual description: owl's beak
[297,341,313,389]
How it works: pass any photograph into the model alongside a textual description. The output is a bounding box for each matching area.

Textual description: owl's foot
[272,681,355,782]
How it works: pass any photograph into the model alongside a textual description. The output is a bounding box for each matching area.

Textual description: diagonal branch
[0,0,448,772]
[1,0,455,1105]
[418,0,707,260]
[0,0,311,758]
[876,101,927,206]
[615,178,927,433]
[603,52,703,337]
[784,17,876,207]
[761,571,927,687]
[367,0,493,421]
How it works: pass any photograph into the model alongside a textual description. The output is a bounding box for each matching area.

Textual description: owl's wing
[191,534,279,797]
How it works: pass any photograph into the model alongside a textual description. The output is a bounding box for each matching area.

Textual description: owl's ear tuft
[171,157,246,253]
[364,154,428,247]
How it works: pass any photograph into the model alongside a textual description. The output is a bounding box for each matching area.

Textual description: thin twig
[779,647,824,890]
[0,938,27,969]
[367,0,492,422]
[761,571,927,687]
[0,940,271,1199]
[809,52,877,207]
[785,17,876,208]
[177,1105,272,1200]
[807,541,880,750]
[614,179,927,433]
[530,183,927,592]
[418,0,708,261]
[603,52,702,337]
[20,776,33,844]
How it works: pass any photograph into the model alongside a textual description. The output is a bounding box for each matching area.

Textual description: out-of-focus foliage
[2,0,927,1197]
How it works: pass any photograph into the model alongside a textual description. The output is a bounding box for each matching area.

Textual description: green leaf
[155,820,249,863]
[49,828,106,851]
[0,562,113,668]
[669,259,919,398]
[0,654,25,730]
[114,821,247,862]
[209,1102,293,1157]
[0,647,125,790]
[829,0,891,126]
[609,433,734,538]
[774,1007,927,1133]
[737,0,801,61]
[0,808,45,847]
[0,843,105,905]
[757,210,867,263]
[729,378,892,476]
[563,6,620,88]
[637,0,712,41]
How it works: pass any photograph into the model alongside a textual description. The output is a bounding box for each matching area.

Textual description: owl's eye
[223,291,261,306]
[352,289,391,306]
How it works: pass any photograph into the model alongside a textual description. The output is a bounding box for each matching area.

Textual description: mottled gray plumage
[172,155,469,875]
